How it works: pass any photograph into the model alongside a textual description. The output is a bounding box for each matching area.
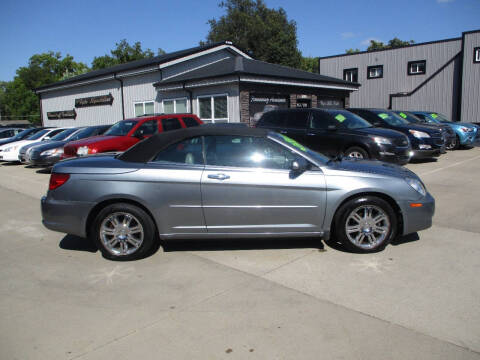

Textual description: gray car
[41,125,435,260]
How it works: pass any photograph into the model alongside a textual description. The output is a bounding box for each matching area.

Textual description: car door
[201,135,326,234]
[283,110,309,145]
[140,136,206,235]
[304,110,343,156]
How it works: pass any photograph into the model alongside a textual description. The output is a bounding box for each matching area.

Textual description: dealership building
[36,41,358,127]
[319,29,480,123]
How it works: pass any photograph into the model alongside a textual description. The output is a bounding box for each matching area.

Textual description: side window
[182,117,200,128]
[162,117,182,132]
[204,135,297,170]
[134,120,158,137]
[258,111,282,127]
[285,111,308,129]
[152,137,203,165]
[46,129,64,138]
[310,111,338,129]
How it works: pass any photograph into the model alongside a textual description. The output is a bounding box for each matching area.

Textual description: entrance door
[296,98,311,108]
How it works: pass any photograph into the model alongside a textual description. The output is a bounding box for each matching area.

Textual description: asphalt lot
[0,147,479,360]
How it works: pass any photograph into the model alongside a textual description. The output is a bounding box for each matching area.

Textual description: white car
[0,128,68,162]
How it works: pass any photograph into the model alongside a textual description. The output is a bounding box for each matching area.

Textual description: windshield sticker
[280,134,307,152]
[334,114,346,122]
[399,112,407,119]
[431,113,438,119]
[378,113,389,120]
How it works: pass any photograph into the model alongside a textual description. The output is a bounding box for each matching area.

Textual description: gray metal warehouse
[36,41,358,127]
[318,29,480,123]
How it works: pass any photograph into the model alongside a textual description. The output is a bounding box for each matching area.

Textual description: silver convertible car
[42,125,434,260]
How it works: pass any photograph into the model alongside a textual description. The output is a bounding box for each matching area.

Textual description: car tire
[452,135,460,150]
[92,203,157,261]
[334,196,397,253]
[344,146,369,160]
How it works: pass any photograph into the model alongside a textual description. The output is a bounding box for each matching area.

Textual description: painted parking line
[418,153,480,176]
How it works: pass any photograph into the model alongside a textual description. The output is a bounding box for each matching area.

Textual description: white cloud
[361,37,382,46]
[437,0,454,3]
[341,32,356,39]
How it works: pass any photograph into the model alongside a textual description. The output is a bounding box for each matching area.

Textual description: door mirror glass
[290,157,309,172]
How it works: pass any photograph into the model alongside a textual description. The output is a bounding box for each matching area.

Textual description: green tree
[0,81,7,119]
[299,56,319,73]
[2,52,88,123]
[367,37,414,51]
[345,48,361,54]
[204,0,302,68]
[92,40,165,70]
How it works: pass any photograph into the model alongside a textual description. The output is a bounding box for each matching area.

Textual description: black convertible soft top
[118,124,270,163]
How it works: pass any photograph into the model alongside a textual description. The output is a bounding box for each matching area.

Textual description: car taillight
[49,173,70,190]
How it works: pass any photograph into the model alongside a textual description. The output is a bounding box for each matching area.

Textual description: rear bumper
[400,193,435,235]
[41,196,94,238]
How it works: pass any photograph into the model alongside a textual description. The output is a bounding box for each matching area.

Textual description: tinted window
[310,111,338,129]
[182,117,200,127]
[372,111,409,126]
[50,128,78,141]
[323,110,372,129]
[104,120,139,136]
[134,120,158,136]
[162,118,182,132]
[258,111,282,127]
[68,126,100,141]
[285,111,308,129]
[153,137,203,165]
[204,135,296,170]
[28,129,50,140]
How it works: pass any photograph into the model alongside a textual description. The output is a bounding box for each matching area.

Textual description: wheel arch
[329,191,404,237]
[342,143,371,157]
[86,198,159,240]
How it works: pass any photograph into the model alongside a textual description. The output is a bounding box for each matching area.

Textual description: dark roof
[36,42,234,91]
[155,56,358,87]
[119,124,269,163]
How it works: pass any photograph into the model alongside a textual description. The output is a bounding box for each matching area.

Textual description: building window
[163,98,188,114]
[134,101,154,117]
[367,65,383,79]
[408,60,426,75]
[198,95,228,123]
[474,48,480,63]
[343,68,358,83]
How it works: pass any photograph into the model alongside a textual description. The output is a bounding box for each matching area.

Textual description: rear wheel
[334,196,397,253]
[92,203,156,261]
[344,146,369,160]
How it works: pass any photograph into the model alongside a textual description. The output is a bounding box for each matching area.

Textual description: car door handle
[207,173,230,180]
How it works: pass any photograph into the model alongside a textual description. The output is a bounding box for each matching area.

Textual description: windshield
[50,128,78,141]
[27,129,49,140]
[373,111,410,126]
[103,120,138,136]
[12,128,36,140]
[431,113,450,122]
[394,111,421,123]
[270,132,329,164]
[68,127,96,141]
[324,109,372,129]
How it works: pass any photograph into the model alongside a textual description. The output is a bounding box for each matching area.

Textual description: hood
[0,139,30,151]
[19,141,45,153]
[66,135,120,148]
[324,158,417,179]
[54,154,139,174]
[443,121,477,129]
[354,126,406,139]
[29,140,68,152]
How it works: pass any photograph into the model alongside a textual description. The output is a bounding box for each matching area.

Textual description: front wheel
[92,203,157,261]
[334,196,397,253]
[344,146,369,160]
[450,135,460,150]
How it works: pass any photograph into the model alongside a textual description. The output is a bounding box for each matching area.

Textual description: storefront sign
[75,93,113,108]
[317,97,343,108]
[47,110,77,120]
[249,94,289,124]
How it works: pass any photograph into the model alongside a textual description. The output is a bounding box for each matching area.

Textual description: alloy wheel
[100,212,144,256]
[345,205,390,250]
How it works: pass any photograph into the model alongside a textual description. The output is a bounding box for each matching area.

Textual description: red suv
[63,114,203,158]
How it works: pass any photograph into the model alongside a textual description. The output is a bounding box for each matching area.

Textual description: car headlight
[372,136,392,145]
[77,146,89,156]
[41,148,63,156]
[4,145,17,152]
[460,127,473,133]
[409,130,430,138]
[405,178,427,196]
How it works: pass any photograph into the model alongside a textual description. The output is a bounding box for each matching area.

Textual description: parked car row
[255,108,478,164]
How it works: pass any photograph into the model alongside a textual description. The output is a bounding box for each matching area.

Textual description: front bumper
[30,154,61,167]
[400,192,435,235]
[0,151,21,162]
[411,148,442,159]
[41,196,94,238]
[372,144,411,165]
[458,132,477,145]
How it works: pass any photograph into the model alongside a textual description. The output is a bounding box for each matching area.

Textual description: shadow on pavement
[60,234,97,253]
[36,167,52,174]
[390,232,420,246]
[409,158,438,164]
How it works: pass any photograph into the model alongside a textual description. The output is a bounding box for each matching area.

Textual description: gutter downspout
[38,92,44,126]
[183,83,193,114]
[114,74,125,120]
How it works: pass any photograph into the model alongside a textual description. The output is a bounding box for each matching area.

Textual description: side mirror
[43,136,50,141]
[133,131,143,139]
[291,157,309,172]
[327,125,337,131]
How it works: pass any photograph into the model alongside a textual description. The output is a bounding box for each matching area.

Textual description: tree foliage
[367,37,415,51]
[92,39,165,70]
[204,0,302,68]
[299,56,319,73]
[345,48,361,54]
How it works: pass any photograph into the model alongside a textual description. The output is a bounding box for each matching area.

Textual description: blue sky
[0,0,478,81]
